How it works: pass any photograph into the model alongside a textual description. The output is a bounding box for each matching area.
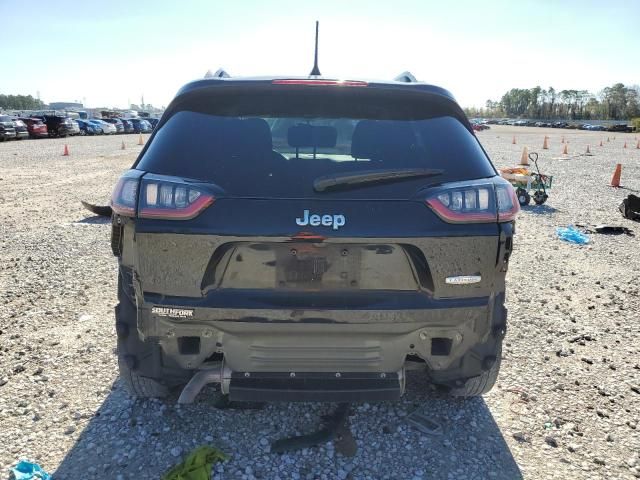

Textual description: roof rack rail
[204,69,231,79]
[394,71,417,83]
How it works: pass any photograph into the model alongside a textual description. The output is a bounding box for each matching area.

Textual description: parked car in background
[35,115,75,137]
[102,118,125,133]
[607,124,632,133]
[11,118,29,139]
[128,118,152,133]
[146,117,159,129]
[0,115,17,141]
[69,120,81,136]
[89,119,117,134]
[20,117,48,138]
[119,118,134,133]
[76,119,102,135]
[589,125,607,131]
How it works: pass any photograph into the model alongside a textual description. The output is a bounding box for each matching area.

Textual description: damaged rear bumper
[131,291,505,378]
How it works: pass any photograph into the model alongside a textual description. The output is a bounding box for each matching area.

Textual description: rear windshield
[136,88,495,198]
[0,116,11,122]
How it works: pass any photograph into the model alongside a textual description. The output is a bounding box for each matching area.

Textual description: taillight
[494,180,520,222]
[110,172,215,220]
[111,173,141,217]
[425,178,519,224]
[138,175,214,220]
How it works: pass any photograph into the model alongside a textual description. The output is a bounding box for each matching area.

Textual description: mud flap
[81,201,112,217]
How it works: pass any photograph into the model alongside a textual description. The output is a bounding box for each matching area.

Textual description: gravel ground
[1,127,639,479]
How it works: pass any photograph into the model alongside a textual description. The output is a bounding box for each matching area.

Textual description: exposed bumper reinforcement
[229,370,404,403]
[177,363,232,404]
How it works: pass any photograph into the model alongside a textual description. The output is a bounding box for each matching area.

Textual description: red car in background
[20,117,48,138]
[471,123,490,132]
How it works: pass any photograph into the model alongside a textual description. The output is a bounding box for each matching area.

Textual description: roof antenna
[309,21,321,76]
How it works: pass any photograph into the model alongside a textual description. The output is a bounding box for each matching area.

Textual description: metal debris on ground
[575,223,634,236]
[592,225,633,236]
[619,194,640,221]
[270,403,357,457]
[406,410,443,436]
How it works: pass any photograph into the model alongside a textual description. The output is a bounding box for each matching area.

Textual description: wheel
[118,356,169,398]
[450,346,502,397]
[116,273,169,398]
[533,191,548,205]
[516,188,531,206]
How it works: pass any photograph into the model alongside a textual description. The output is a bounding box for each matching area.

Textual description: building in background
[49,101,83,110]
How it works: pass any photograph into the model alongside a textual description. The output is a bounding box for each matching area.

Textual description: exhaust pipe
[178,362,232,404]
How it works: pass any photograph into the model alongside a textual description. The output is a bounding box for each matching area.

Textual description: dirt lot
[1,127,639,479]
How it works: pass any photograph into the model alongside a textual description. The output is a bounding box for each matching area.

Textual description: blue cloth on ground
[10,461,51,480]
[556,225,589,244]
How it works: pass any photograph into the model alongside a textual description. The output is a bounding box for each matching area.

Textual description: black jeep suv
[110,75,518,403]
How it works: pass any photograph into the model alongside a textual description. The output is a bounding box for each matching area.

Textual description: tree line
[465,83,640,120]
[0,94,46,111]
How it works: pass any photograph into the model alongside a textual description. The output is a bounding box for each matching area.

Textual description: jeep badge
[296,209,346,230]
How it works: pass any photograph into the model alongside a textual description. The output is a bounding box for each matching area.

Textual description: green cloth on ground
[162,446,229,480]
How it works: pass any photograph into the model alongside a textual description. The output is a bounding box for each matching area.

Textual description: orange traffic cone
[610,164,622,187]
[542,136,549,149]
[586,145,591,154]
[520,146,529,165]
[623,142,627,148]
[121,141,126,150]
[636,140,640,149]
[562,144,568,155]
[599,140,603,147]
[62,144,69,156]
[138,134,144,146]
[512,136,516,145]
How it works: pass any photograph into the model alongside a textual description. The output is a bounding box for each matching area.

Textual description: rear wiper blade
[313,168,445,192]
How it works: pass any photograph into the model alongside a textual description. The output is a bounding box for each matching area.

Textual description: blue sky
[1,0,638,108]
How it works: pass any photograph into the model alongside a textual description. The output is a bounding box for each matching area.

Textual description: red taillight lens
[272,79,368,87]
[495,182,520,222]
[111,176,139,217]
[426,183,496,223]
[138,177,214,220]
[425,179,520,224]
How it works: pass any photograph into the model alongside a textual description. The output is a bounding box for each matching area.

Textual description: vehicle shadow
[53,372,522,479]
[521,204,558,215]
[73,215,110,225]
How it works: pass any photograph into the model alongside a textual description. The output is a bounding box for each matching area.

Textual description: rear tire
[450,347,502,397]
[116,273,169,398]
[118,357,169,398]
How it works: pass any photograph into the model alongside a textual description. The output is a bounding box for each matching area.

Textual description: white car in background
[88,119,117,135]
